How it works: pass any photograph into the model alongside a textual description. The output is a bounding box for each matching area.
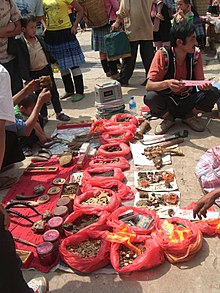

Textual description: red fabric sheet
[2,157,77,272]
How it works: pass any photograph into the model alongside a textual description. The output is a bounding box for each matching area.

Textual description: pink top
[104,0,119,21]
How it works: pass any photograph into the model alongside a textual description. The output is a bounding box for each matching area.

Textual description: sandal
[22,147,33,157]
[56,113,71,121]
[72,94,85,102]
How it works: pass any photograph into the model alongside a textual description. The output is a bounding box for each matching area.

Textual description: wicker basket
[193,0,208,16]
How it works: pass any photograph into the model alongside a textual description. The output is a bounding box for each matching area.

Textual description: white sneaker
[27,275,48,293]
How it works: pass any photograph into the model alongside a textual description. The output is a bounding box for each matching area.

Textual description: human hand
[111,21,120,32]
[71,25,78,35]
[38,134,51,144]
[0,204,10,230]
[167,79,185,93]
[198,83,213,91]
[7,22,15,32]
[193,191,219,219]
[24,79,40,94]
[38,88,52,104]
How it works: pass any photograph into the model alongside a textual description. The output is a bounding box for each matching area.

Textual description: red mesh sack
[102,129,134,144]
[74,188,121,213]
[89,156,130,171]
[60,230,110,273]
[82,178,134,201]
[107,206,158,235]
[109,232,165,273]
[152,217,203,263]
[110,113,138,126]
[63,210,110,237]
[90,119,107,134]
[83,166,125,183]
[103,121,137,134]
[97,142,131,158]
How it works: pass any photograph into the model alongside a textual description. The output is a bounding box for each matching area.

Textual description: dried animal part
[32,220,46,234]
[33,184,45,196]
[41,210,53,222]
[67,239,102,258]
[137,171,175,188]
[135,120,151,139]
[90,170,114,177]
[53,178,66,185]
[82,190,112,206]
[38,194,50,204]
[59,152,72,167]
[105,145,122,152]
[119,243,146,268]
[61,183,79,198]
[47,186,61,195]
[63,214,99,234]
[136,192,179,210]
[39,75,52,90]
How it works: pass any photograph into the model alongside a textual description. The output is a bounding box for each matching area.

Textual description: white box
[95,81,123,104]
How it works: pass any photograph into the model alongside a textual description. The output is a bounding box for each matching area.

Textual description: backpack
[160,46,200,79]
[80,0,108,28]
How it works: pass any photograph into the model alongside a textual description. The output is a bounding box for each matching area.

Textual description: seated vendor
[14,93,51,157]
[144,21,220,135]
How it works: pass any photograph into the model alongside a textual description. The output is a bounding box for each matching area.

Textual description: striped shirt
[0,0,21,64]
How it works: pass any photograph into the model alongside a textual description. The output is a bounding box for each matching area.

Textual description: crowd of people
[1,0,220,292]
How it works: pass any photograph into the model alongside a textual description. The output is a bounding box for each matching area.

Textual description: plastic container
[36,241,56,266]
[129,96,137,114]
[43,229,60,250]
[48,216,64,235]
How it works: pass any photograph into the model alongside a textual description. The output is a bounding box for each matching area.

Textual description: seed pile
[93,158,120,165]
[63,214,99,233]
[119,243,146,268]
[67,239,102,258]
[105,145,122,152]
[82,190,111,206]
[90,170,114,177]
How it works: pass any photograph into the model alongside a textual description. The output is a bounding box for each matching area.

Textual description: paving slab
[1,29,220,293]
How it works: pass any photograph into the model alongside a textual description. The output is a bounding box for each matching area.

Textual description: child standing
[11,15,70,124]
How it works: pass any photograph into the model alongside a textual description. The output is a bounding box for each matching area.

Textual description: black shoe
[141,79,147,86]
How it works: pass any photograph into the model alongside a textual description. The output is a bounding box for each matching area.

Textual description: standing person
[91,0,120,80]
[152,0,172,50]
[43,0,85,102]
[0,0,23,95]
[112,0,154,86]
[144,22,219,135]
[0,64,48,293]
[15,0,44,35]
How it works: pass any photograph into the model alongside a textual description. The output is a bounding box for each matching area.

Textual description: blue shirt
[5,119,26,137]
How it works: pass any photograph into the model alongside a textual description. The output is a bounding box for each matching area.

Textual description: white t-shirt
[0,65,15,125]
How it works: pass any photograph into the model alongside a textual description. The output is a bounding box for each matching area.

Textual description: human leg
[140,40,154,79]
[71,67,85,102]
[2,58,23,95]
[118,41,139,85]
[60,68,75,98]
[100,52,111,76]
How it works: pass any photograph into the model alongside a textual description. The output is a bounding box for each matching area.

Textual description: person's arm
[24,89,51,136]
[0,204,10,230]
[0,120,6,170]
[71,1,84,35]
[34,122,51,143]
[13,80,40,106]
[0,20,21,38]
[146,79,185,92]
[193,188,220,219]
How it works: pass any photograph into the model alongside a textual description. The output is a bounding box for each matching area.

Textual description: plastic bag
[74,188,121,213]
[89,156,130,171]
[195,147,220,193]
[83,166,125,183]
[59,230,110,273]
[103,121,137,134]
[107,206,158,235]
[63,210,110,237]
[97,142,131,158]
[110,113,138,126]
[193,218,220,237]
[110,233,165,273]
[82,178,134,201]
[102,129,134,144]
[90,119,106,134]
[152,217,203,263]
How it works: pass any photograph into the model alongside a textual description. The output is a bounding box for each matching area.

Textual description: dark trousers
[0,211,33,293]
[2,131,25,169]
[118,40,154,84]
[2,58,23,95]
[144,87,220,119]
[30,65,62,118]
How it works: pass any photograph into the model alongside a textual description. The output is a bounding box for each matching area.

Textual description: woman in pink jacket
[91,0,120,79]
